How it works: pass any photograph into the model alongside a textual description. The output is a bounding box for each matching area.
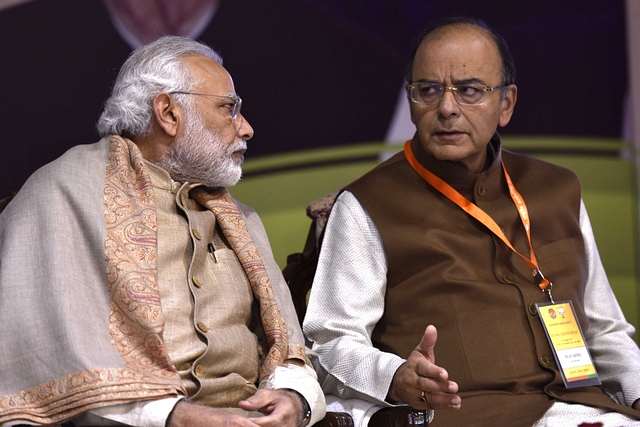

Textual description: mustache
[232,139,247,152]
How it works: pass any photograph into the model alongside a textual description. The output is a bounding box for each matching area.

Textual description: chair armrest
[368,406,431,427]
[316,411,355,427]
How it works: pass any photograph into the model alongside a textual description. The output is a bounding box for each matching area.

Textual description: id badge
[536,301,601,388]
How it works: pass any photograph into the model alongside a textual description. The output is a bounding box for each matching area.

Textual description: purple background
[0,0,628,196]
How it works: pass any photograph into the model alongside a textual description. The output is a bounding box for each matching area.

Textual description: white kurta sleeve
[65,397,183,427]
[303,191,405,405]
[579,200,640,407]
[265,362,326,426]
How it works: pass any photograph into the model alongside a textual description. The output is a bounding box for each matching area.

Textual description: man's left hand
[238,389,303,427]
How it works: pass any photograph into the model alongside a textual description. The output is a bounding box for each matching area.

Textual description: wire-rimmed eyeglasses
[170,91,242,120]
[407,82,506,106]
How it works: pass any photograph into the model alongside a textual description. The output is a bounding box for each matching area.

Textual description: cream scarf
[0,135,304,425]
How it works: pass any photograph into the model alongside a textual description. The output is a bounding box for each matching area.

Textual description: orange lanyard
[404,140,554,300]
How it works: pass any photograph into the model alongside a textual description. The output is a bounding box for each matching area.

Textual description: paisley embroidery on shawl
[0,368,177,425]
[287,343,308,363]
[191,187,307,380]
[104,136,183,383]
[0,137,185,425]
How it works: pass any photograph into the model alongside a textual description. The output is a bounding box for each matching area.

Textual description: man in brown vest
[304,17,640,427]
[0,36,324,427]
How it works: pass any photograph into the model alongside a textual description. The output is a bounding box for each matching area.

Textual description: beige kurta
[149,161,262,406]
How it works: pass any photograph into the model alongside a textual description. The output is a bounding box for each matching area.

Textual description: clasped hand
[168,388,303,427]
[388,325,461,411]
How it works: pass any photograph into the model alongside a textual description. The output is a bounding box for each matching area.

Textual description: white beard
[156,101,246,188]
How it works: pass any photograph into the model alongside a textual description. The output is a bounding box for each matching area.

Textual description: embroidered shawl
[0,136,305,425]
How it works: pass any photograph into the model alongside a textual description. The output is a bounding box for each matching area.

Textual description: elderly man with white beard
[0,36,325,427]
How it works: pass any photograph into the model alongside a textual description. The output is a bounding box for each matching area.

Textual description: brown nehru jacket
[346,134,640,427]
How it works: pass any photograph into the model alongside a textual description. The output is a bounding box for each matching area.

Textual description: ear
[152,92,182,137]
[498,85,517,128]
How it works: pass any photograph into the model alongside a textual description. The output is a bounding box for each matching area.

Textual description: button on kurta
[171,181,181,193]
[194,364,203,377]
[192,276,203,288]
[540,356,551,367]
[503,275,516,284]
[528,304,538,316]
[197,321,209,332]
[193,229,202,240]
[477,184,486,196]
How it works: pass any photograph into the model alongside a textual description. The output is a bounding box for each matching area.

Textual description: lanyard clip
[545,282,555,304]
[533,268,554,303]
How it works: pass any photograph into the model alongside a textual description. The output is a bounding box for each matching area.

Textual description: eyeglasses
[170,91,242,120]
[407,82,506,106]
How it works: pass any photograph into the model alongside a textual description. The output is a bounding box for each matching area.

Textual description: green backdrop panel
[230,138,639,340]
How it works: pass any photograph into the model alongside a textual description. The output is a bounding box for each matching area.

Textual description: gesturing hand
[387,325,461,410]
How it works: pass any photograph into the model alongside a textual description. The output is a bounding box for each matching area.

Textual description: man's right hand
[167,400,262,427]
[387,325,461,411]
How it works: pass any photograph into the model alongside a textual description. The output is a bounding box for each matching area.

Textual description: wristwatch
[286,389,311,427]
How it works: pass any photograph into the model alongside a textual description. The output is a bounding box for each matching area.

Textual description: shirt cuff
[264,362,327,426]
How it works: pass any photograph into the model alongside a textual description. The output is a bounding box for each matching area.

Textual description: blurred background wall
[0,0,634,195]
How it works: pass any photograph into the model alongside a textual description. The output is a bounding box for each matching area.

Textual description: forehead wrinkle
[414,60,495,86]
[413,28,502,86]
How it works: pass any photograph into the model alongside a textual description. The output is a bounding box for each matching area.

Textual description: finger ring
[419,391,427,403]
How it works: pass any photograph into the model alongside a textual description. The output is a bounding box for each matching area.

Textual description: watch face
[287,388,311,426]
[301,402,312,426]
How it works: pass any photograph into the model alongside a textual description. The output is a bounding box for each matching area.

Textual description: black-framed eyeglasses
[170,91,242,120]
[407,82,506,106]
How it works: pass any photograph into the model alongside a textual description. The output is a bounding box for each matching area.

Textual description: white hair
[96,35,222,139]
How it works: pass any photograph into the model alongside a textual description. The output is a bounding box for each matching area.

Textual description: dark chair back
[0,193,15,214]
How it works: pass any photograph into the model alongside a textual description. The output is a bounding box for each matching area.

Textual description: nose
[236,114,254,140]
[437,89,460,118]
